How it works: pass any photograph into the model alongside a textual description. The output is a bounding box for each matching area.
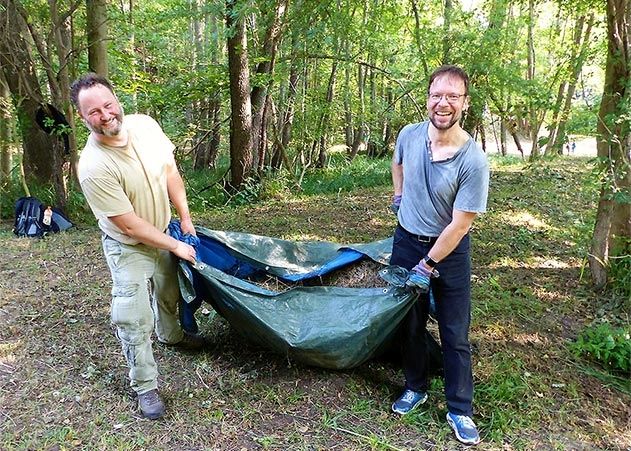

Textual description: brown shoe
[174,332,211,351]
[138,389,165,420]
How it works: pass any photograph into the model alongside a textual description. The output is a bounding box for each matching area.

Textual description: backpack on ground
[13,196,73,238]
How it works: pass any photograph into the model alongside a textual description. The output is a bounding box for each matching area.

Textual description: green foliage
[571,322,631,374]
[300,154,391,195]
[567,101,600,136]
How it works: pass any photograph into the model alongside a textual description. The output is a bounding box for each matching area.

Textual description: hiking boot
[137,389,165,420]
[173,331,211,351]
[391,389,428,415]
[446,412,480,445]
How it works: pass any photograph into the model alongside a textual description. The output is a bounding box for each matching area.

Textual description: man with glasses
[389,65,489,445]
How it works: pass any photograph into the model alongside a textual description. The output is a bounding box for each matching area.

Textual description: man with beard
[71,73,207,420]
[388,65,489,445]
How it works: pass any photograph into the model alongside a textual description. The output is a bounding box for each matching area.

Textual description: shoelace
[402,390,417,403]
[142,391,161,406]
[453,414,476,429]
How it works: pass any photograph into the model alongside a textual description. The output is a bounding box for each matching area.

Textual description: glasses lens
[429,94,464,103]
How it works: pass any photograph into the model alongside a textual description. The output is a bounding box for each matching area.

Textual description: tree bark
[526,0,541,160]
[442,0,453,64]
[0,0,59,185]
[315,61,338,168]
[0,74,12,192]
[251,0,289,171]
[271,57,299,170]
[589,0,631,290]
[547,14,595,156]
[410,0,429,76]
[86,0,108,76]
[348,63,365,161]
[226,0,253,188]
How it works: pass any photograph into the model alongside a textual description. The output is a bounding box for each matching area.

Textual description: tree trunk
[271,57,299,170]
[251,0,289,171]
[500,118,507,156]
[0,0,59,185]
[191,0,210,170]
[48,0,81,210]
[526,0,540,160]
[316,61,338,168]
[344,59,353,150]
[348,64,365,161]
[86,0,109,76]
[206,12,222,168]
[226,0,253,189]
[0,73,12,193]
[549,14,595,156]
[589,0,631,290]
[410,0,429,76]
[442,0,453,64]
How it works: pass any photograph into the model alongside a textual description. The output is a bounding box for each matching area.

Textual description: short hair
[70,73,116,109]
[427,65,469,95]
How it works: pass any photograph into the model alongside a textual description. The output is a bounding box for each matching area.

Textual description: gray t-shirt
[394,121,489,237]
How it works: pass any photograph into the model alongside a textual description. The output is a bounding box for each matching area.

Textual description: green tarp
[177,227,419,369]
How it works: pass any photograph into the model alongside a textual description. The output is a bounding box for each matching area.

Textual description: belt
[398,224,437,243]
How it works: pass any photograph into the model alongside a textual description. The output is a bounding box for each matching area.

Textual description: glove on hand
[390,194,402,215]
[405,262,438,293]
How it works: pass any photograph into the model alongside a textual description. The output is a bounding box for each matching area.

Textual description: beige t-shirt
[78,114,175,245]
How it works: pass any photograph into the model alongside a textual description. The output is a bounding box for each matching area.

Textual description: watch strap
[424,256,438,268]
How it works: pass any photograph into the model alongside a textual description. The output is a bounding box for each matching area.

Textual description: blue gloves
[390,194,402,214]
[406,262,439,293]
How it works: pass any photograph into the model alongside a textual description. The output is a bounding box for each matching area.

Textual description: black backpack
[13,196,73,237]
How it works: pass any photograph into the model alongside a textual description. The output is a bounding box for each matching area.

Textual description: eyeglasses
[428,93,466,103]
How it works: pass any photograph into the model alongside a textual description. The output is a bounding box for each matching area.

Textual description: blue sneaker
[391,389,428,414]
[446,412,480,445]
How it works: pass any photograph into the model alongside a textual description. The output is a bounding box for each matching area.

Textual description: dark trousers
[390,225,474,416]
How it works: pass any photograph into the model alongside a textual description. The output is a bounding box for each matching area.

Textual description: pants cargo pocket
[110,282,158,393]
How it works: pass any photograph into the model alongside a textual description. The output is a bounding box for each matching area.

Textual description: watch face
[425,257,436,267]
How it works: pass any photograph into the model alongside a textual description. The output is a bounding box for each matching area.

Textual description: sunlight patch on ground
[500,210,552,231]
[0,340,18,366]
[488,256,581,270]
[532,257,573,268]
[487,256,528,269]
[511,332,550,347]
[479,322,514,340]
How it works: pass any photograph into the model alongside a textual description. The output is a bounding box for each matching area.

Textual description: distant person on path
[71,73,208,420]
[571,141,576,154]
[388,65,489,445]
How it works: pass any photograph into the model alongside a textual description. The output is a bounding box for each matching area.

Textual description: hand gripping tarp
[171,222,419,369]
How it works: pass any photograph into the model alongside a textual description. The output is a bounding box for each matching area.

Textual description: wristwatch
[423,255,438,268]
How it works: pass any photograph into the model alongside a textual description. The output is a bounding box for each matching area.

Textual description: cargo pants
[102,235,184,394]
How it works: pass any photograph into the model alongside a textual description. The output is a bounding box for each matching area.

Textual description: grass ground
[0,156,629,450]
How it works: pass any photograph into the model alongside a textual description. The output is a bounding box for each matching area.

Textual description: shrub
[571,322,631,374]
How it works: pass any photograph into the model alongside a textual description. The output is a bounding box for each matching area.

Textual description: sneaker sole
[391,393,428,415]
[446,413,480,445]
[141,410,164,420]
